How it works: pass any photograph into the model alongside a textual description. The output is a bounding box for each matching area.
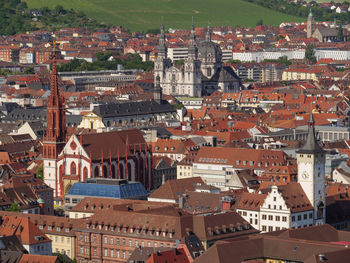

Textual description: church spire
[188,17,198,58]
[44,41,66,158]
[190,16,196,46]
[157,17,167,58]
[297,109,324,154]
[205,23,211,42]
[307,9,313,38]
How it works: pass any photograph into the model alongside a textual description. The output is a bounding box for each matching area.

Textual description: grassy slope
[25,0,303,32]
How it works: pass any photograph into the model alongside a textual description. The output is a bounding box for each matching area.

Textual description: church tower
[43,45,66,198]
[184,18,201,97]
[307,10,313,38]
[296,112,325,225]
[154,75,162,103]
[154,18,171,85]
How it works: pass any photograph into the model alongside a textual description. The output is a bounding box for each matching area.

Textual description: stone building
[154,23,241,97]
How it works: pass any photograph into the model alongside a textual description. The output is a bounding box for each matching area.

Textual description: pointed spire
[157,16,167,58]
[206,23,211,42]
[190,16,196,46]
[297,108,324,154]
[188,17,197,59]
[309,9,312,17]
[159,16,165,46]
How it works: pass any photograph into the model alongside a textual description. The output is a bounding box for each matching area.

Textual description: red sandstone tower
[43,46,66,198]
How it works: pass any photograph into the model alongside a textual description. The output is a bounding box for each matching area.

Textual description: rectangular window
[262,214,267,220]
[116,238,119,245]
[262,226,267,231]
[304,214,307,220]
[268,215,273,220]
[282,216,287,222]
[110,237,113,245]
[276,216,280,221]
[298,215,301,221]
[93,247,97,256]
[104,237,108,244]
[104,248,108,257]
[268,226,273,232]
[309,213,313,219]
[292,216,295,222]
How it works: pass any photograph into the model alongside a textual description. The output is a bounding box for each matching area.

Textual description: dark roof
[315,27,338,37]
[6,107,46,122]
[297,114,324,154]
[66,114,82,126]
[93,100,176,118]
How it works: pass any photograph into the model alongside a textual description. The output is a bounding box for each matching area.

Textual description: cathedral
[154,23,241,97]
[43,52,152,203]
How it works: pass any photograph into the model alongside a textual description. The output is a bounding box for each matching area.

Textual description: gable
[59,134,89,159]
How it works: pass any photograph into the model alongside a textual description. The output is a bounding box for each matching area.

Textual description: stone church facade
[154,23,241,97]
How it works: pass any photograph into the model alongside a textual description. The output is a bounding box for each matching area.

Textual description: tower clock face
[302,171,309,179]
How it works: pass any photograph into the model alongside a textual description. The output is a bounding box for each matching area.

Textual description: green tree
[337,25,344,41]
[175,59,184,67]
[256,19,263,26]
[24,67,34,74]
[37,164,43,181]
[305,44,317,64]
[6,201,20,212]
[54,5,66,15]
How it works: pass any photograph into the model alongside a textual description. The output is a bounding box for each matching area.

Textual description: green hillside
[25,0,304,32]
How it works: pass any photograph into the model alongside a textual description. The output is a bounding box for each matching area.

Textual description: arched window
[94,166,99,177]
[317,202,324,219]
[70,162,76,175]
[103,165,108,178]
[83,167,88,181]
[111,164,116,178]
[119,163,124,179]
[127,163,132,181]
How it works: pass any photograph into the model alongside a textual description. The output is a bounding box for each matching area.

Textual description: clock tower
[296,112,325,225]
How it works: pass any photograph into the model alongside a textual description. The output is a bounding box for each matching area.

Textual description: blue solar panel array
[67,182,147,199]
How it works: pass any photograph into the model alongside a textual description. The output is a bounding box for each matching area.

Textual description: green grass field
[25,0,304,32]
